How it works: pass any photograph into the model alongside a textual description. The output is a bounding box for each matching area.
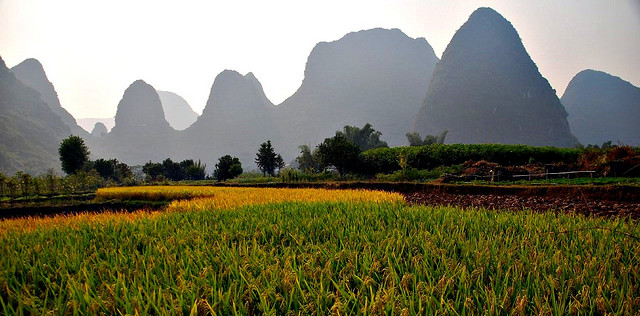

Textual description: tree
[295,145,320,172]
[93,158,133,184]
[214,155,243,181]
[93,158,116,179]
[0,173,6,197]
[114,160,134,183]
[255,140,284,176]
[406,130,448,146]
[142,161,164,181]
[162,158,183,181]
[338,123,388,151]
[316,133,361,177]
[59,135,90,175]
[181,160,206,180]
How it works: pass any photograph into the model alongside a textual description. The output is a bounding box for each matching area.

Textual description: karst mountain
[180,70,279,168]
[93,80,176,164]
[414,7,577,147]
[157,91,199,130]
[10,58,87,136]
[276,28,439,157]
[561,70,639,146]
[0,56,71,174]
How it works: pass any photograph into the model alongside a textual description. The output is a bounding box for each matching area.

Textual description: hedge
[361,144,582,174]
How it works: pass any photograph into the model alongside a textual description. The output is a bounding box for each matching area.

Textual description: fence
[448,170,596,183]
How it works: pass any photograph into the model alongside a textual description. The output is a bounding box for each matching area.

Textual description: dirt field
[2,182,639,219]
[403,191,640,218]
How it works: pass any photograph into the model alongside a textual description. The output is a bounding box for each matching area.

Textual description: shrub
[362,144,582,174]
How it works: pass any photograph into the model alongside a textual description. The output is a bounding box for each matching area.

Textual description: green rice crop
[1,202,638,314]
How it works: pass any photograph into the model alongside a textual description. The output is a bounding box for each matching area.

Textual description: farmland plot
[0,187,638,314]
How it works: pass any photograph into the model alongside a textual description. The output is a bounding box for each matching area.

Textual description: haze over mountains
[0,56,70,174]
[180,70,279,167]
[77,117,115,133]
[157,91,199,131]
[561,70,640,146]
[77,91,198,133]
[414,7,577,147]
[1,6,637,175]
[90,80,175,165]
[10,58,87,136]
[276,28,439,155]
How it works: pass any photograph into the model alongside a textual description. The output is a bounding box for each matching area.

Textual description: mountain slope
[561,70,640,146]
[276,28,439,157]
[0,56,71,174]
[10,58,87,136]
[77,117,115,133]
[93,80,176,164]
[414,7,577,147]
[181,70,279,168]
[157,91,199,130]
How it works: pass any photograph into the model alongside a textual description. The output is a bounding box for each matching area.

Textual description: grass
[0,187,638,314]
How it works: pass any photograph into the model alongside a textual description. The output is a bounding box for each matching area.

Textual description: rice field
[0,186,638,314]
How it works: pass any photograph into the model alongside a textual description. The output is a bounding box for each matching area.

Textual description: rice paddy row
[0,186,638,314]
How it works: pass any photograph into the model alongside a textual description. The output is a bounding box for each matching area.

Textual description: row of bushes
[0,170,106,199]
[361,144,583,175]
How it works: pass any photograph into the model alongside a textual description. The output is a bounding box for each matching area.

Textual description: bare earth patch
[404,191,640,218]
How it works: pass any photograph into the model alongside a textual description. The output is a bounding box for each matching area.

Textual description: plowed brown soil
[403,191,640,218]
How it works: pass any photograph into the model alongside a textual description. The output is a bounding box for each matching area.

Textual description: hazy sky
[1,0,638,118]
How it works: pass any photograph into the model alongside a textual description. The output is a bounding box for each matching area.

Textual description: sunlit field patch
[0,186,638,314]
[95,186,404,206]
[0,187,402,235]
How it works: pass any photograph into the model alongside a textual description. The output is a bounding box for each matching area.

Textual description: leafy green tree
[94,158,134,184]
[255,140,284,176]
[406,130,448,146]
[44,169,57,195]
[295,145,320,172]
[17,172,31,197]
[162,158,183,181]
[0,173,6,197]
[338,123,388,151]
[214,155,243,181]
[114,161,134,183]
[406,132,423,146]
[59,135,90,174]
[275,154,285,173]
[142,161,164,181]
[181,159,207,180]
[93,158,116,180]
[316,133,361,177]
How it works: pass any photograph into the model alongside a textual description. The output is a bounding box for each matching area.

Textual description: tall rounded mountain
[414,7,577,147]
[99,80,176,164]
[561,70,639,146]
[182,70,278,168]
[110,80,173,136]
[276,28,439,156]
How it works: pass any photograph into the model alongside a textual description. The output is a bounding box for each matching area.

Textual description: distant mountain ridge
[76,90,198,133]
[414,7,577,147]
[77,117,115,133]
[5,17,620,175]
[157,91,199,130]
[561,69,640,146]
